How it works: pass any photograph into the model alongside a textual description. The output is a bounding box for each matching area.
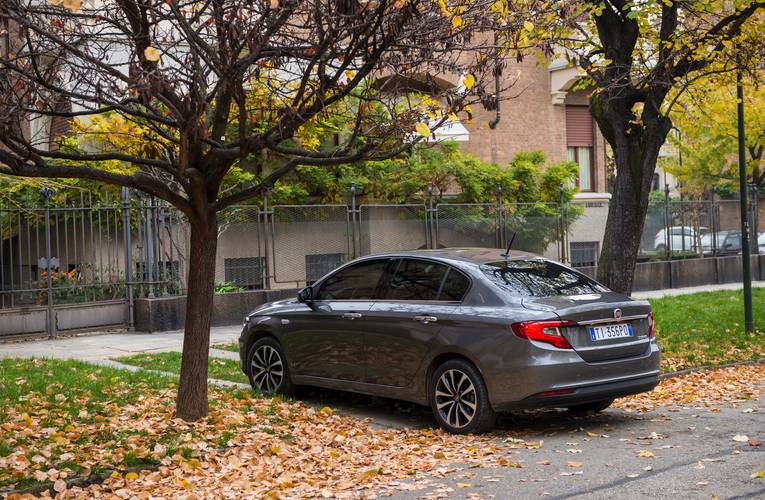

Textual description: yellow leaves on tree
[415,122,431,137]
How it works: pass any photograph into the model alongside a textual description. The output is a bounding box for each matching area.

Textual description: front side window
[380,259,449,301]
[481,259,609,297]
[315,259,388,300]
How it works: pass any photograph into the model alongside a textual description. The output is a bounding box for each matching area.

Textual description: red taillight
[511,320,577,349]
[648,311,655,338]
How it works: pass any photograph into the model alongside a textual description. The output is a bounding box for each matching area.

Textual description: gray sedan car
[239,248,660,434]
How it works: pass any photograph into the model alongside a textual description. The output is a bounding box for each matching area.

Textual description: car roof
[365,247,540,265]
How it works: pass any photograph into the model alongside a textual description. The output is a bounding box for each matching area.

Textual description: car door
[282,258,390,382]
[364,258,470,387]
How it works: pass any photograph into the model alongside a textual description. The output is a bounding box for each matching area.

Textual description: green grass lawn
[114,352,248,384]
[649,288,765,371]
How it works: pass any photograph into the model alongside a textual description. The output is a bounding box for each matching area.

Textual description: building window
[305,253,345,284]
[566,105,595,192]
[570,241,599,268]
[224,257,264,288]
[567,147,593,192]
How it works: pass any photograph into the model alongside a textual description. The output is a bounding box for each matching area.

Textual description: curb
[659,358,765,380]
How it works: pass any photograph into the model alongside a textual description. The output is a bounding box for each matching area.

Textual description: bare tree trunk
[175,215,218,421]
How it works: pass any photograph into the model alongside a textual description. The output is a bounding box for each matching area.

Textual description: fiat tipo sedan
[239,248,660,433]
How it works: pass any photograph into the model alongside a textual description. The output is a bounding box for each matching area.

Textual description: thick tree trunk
[175,215,218,421]
[593,99,671,295]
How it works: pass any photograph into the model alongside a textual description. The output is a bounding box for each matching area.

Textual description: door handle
[343,312,363,320]
[414,315,438,324]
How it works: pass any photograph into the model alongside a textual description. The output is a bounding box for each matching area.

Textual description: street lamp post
[736,70,754,333]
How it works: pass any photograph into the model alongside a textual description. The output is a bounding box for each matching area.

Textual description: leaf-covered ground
[1,358,763,498]
[649,288,765,371]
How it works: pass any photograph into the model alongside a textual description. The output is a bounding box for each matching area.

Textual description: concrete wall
[0,299,128,337]
[134,288,299,332]
[576,255,765,294]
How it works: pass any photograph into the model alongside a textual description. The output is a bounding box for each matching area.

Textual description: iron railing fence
[2,185,761,333]
[0,192,127,311]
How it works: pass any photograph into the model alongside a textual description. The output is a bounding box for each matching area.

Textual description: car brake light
[511,320,577,349]
[648,311,655,338]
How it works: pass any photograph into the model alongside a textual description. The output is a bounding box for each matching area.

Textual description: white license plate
[589,323,633,341]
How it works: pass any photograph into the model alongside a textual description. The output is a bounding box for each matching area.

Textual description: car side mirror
[297,286,313,304]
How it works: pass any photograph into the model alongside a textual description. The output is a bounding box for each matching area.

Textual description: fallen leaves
[752,469,764,479]
[614,364,765,412]
[637,450,655,458]
[733,434,750,442]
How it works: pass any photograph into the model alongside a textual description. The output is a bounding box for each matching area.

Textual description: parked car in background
[654,226,708,254]
[701,231,743,256]
[759,232,765,255]
[239,248,660,434]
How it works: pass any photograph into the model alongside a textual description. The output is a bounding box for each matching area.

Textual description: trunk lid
[522,292,652,362]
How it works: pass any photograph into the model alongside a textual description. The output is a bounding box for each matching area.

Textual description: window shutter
[566,106,594,147]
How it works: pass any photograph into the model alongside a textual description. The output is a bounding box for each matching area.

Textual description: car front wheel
[247,337,294,396]
[430,359,495,434]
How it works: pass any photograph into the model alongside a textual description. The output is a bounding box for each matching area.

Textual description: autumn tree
[0,0,537,420]
[546,1,765,293]
[665,75,765,194]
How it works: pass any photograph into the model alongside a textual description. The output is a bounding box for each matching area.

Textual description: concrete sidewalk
[632,280,765,299]
[0,325,241,361]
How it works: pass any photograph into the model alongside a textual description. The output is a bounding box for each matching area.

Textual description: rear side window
[380,259,447,301]
[480,259,608,297]
[315,259,388,300]
[439,269,471,301]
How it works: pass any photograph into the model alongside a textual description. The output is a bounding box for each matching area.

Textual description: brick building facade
[458,56,609,197]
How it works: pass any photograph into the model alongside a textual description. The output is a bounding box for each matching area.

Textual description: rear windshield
[480,259,609,297]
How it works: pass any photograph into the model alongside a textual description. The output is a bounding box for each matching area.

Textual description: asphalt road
[384,400,764,499]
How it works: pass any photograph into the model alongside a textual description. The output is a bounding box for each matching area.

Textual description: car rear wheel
[566,398,614,414]
[247,338,294,396]
[430,359,495,434]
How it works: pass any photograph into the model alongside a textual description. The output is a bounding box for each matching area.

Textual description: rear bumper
[484,340,661,411]
[503,374,659,410]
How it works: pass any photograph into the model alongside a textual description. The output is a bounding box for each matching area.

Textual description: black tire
[429,359,495,434]
[246,337,295,396]
[566,398,614,414]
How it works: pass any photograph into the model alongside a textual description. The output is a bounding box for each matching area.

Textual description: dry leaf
[637,450,654,458]
[53,479,67,493]
[144,47,161,62]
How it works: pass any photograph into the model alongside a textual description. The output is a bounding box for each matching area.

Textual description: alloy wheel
[250,345,284,393]
[434,368,477,429]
